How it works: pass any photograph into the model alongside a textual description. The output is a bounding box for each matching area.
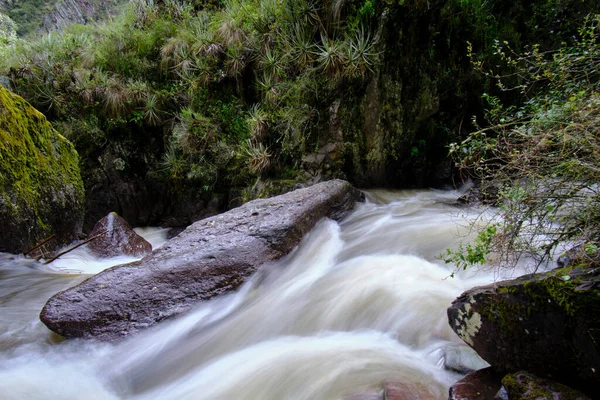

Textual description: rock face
[447,266,600,397]
[42,0,123,32]
[0,0,123,36]
[0,86,84,254]
[502,372,591,400]
[40,180,362,341]
[87,212,152,258]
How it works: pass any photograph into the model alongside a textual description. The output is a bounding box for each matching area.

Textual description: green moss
[0,86,84,252]
[502,372,589,399]
[476,267,600,334]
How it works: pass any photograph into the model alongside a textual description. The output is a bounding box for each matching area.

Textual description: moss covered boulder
[0,86,84,254]
[502,371,591,400]
[447,266,600,398]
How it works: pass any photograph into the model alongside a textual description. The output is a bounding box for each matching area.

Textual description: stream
[0,190,533,399]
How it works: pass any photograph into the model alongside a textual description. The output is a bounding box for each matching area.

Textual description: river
[0,190,530,399]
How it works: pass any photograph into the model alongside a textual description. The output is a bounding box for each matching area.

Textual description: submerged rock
[40,180,362,341]
[447,266,600,397]
[0,86,84,254]
[502,371,591,400]
[87,212,152,258]
[448,367,503,400]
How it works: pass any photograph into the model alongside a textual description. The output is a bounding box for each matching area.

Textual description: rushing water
[0,190,531,400]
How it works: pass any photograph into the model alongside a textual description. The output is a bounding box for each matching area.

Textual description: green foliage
[0,12,17,46]
[449,15,600,270]
[444,225,498,273]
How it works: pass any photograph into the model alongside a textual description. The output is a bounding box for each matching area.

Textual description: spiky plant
[214,0,247,46]
[252,0,279,35]
[163,0,190,20]
[257,47,285,78]
[160,36,189,69]
[101,77,130,117]
[160,143,186,179]
[190,55,216,86]
[226,43,247,78]
[72,69,95,105]
[257,70,278,104]
[125,79,149,104]
[284,0,323,34]
[287,23,315,70]
[143,93,163,126]
[242,139,272,175]
[247,104,269,140]
[346,26,378,76]
[174,107,217,154]
[315,35,346,77]
[172,45,194,77]
[191,28,223,58]
[33,80,65,115]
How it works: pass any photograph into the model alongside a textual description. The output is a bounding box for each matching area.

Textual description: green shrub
[447,15,600,270]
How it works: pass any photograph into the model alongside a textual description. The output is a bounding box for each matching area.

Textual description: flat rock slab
[41,180,362,341]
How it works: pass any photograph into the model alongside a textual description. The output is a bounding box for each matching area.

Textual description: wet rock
[502,371,591,400]
[447,266,600,397]
[0,86,84,254]
[493,386,508,400]
[40,180,362,341]
[384,381,438,399]
[87,212,152,258]
[448,367,503,400]
[556,245,584,269]
[443,343,490,373]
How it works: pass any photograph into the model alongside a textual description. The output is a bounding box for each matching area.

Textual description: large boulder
[0,86,84,254]
[447,266,600,397]
[87,212,152,258]
[40,180,362,341]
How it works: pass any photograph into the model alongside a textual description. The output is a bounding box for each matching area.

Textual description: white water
[0,190,531,400]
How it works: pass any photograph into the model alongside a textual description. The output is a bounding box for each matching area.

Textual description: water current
[0,190,534,400]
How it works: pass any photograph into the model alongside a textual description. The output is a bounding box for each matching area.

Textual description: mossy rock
[0,86,84,253]
[447,266,600,398]
[503,371,591,400]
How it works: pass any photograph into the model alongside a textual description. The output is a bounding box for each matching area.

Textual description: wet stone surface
[40,180,362,341]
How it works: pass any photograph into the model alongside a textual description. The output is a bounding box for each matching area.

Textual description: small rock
[444,343,490,373]
[87,212,152,258]
[502,371,591,400]
[448,367,503,400]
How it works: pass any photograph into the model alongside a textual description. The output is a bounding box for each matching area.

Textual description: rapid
[0,190,527,400]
